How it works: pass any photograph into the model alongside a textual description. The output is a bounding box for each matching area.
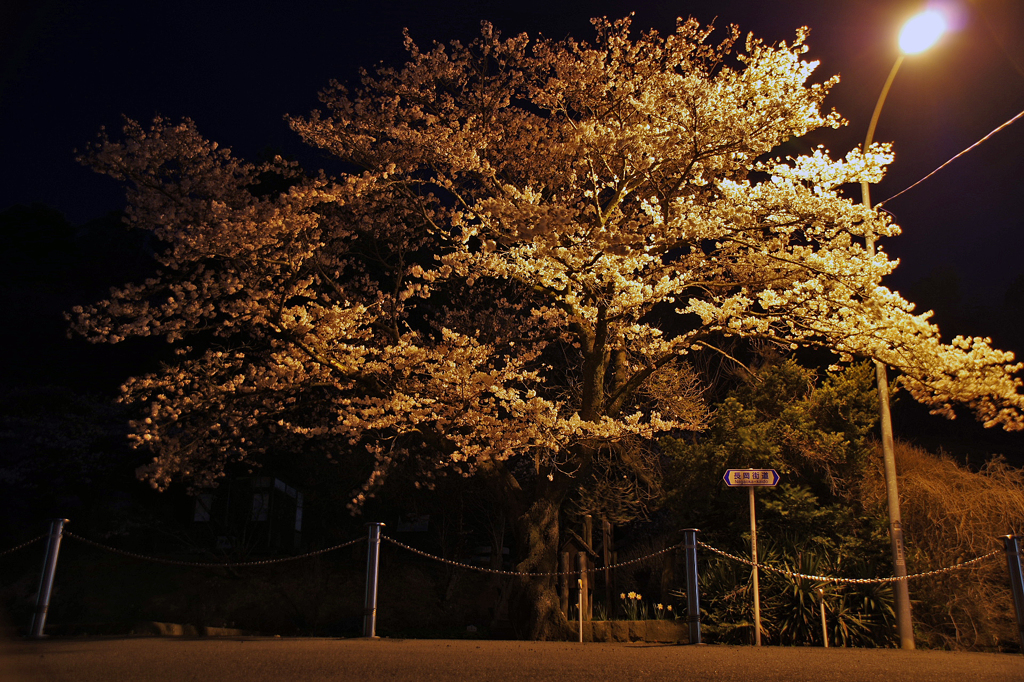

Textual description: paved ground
[3,637,1023,682]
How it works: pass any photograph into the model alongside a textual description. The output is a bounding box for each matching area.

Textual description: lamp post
[860,9,947,651]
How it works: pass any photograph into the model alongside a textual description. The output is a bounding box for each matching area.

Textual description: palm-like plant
[680,539,896,646]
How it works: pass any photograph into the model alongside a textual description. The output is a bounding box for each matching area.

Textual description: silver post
[876,364,915,649]
[749,486,761,646]
[862,54,916,651]
[682,528,701,644]
[363,522,385,638]
[818,588,828,648]
[30,519,68,638]
[1002,534,1024,651]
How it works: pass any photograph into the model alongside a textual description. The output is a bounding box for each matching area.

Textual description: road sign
[723,468,780,647]
[723,469,780,487]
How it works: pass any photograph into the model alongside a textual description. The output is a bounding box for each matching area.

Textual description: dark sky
[2,0,1023,319]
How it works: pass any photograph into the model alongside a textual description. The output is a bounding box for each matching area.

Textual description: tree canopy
[72,16,1024,638]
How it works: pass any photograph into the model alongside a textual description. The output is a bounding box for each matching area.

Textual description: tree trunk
[508,494,574,640]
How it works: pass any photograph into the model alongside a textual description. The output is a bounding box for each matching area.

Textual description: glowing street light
[899,9,948,54]
[860,8,947,652]
[862,9,948,207]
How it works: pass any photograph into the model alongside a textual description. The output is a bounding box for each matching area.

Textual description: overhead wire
[877,107,1024,208]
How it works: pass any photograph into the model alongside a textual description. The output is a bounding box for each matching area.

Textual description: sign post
[723,469,779,646]
[749,485,761,646]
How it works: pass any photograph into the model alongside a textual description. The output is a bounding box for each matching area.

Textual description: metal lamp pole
[860,9,947,651]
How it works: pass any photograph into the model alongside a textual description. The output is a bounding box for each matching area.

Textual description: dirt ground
[3,636,1024,682]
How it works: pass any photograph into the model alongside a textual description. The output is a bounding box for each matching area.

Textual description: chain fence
[0,529,678,576]
[383,534,1007,585]
[382,534,684,577]
[696,540,1003,585]
[3,530,1007,583]
[0,534,46,559]
[61,531,365,568]
[5,524,1024,643]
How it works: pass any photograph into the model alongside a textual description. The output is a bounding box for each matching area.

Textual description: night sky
[2,0,1024,566]
[2,0,1023,322]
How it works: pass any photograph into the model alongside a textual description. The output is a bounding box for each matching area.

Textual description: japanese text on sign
[722,469,780,487]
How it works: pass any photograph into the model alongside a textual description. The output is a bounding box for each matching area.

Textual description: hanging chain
[17,529,1011,583]
[696,540,1002,585]
[63,531,365,568]
[0,534,47,558]
[382,534,682,577]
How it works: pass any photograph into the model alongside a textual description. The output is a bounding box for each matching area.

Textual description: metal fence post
[682,528,701,644]
[29,519,68,638]
[1002,534,1024,651]
[363,522,385,638]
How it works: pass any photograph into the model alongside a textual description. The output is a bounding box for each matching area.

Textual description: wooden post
[578,551,588,637]
[579,551,590,621]
[659,536,674,604]
[583,515,594,619]
[560,551,572,618]
[586,559,594,620]
[819,588,829,648]
[602,518,613,618]
[749,486,761,646]
[611,551,618,616]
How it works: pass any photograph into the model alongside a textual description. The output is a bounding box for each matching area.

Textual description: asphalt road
[3,637,1023,682]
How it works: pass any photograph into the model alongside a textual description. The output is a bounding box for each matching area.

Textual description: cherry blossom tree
[72,17,1024,639]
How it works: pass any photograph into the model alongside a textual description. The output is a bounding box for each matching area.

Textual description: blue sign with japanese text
[723,468,780,487]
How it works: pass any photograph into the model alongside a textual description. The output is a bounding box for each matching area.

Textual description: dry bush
[858,441,1024,650]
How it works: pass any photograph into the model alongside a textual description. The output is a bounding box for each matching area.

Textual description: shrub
[858,441,1024,651]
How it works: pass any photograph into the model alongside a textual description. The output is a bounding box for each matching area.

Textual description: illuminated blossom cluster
[74,18,1023,589]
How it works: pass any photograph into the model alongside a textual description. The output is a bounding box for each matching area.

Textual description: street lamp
[862,10,948,207]
[860,9,947,651]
